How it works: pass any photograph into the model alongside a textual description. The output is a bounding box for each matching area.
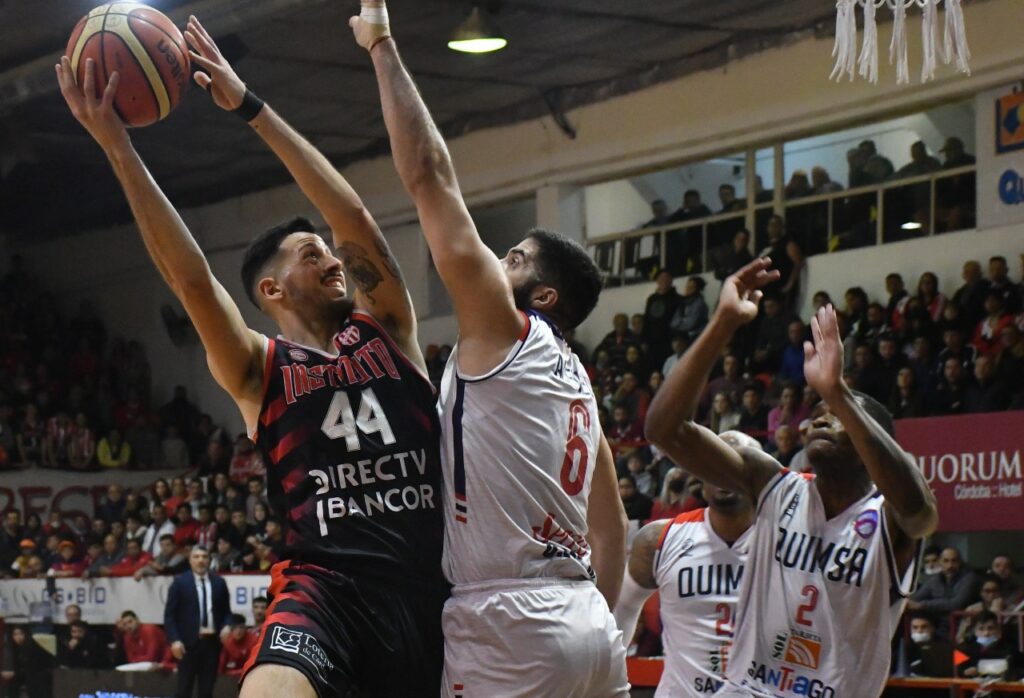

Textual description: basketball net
[830,0,971,84]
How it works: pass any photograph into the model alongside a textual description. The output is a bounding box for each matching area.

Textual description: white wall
[17,0,1024,431]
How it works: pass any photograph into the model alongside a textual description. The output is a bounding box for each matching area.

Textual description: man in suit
[165,545,231,698]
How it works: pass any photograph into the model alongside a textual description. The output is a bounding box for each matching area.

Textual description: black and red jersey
[255,311,444,589]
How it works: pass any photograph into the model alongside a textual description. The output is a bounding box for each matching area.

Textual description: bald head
[940,547,962,578]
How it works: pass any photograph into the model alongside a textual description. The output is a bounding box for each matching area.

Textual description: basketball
[66,2,190,128]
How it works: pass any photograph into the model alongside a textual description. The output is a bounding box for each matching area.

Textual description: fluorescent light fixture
[448,7,507,54]
[901,221,923,230]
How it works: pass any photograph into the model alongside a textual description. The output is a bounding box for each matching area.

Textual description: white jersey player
[614,432,758,697]
[351,4,629,696]
[645,259,938,698]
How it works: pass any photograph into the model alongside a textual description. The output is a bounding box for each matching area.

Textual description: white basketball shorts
[441,578,629,698]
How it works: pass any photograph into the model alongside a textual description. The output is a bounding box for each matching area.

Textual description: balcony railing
[588,165,976,286]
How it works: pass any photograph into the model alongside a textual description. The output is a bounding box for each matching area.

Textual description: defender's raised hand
[55,56,127,152]
[803,304,845,401]
[184,15,245,111]
[349,0,392,52]
[716,257,780,327]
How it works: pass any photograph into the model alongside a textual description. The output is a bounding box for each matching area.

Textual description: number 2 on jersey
[560,399,590,495]
[796,584,819,626]
[715,603,734,637]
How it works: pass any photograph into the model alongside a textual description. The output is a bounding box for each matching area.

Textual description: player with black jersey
[57,16,443,698]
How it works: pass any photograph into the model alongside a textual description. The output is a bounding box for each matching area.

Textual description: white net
[831,0,971,84]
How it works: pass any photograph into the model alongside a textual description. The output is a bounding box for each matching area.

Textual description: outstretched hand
[716,257,780,327]
[804,304,846,400]
[184,15,245,111]
[55,56,128,152]
[349,1,392,52]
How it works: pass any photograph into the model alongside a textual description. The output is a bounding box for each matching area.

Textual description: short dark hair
[70,620,88,630]
[990,255,1007,265]
[121,610,138,620]
[975,610,999,626]
[240,217,316,308]
[851,390,895,436]
[253,596,268,605]
[526,229,603,331]
[158,534,175,544]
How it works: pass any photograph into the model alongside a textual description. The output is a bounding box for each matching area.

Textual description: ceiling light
[448,7,507,54]
[901,221,923,230]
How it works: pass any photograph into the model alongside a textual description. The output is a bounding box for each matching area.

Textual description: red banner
[896,412,1024,532]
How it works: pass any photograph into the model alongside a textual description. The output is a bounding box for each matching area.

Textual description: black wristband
[233,88,265,122]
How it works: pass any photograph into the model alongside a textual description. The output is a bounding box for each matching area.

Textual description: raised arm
[184,18,420,363]
[56,58,264,428]
[645,259,782,503]
[587,434,628,609]
[803,305,938,541]
[350,4,524,374]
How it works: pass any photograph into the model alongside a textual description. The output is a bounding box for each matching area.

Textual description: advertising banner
[895,411,1024,532]
[0,574,269,625]
[976,83,1024,229]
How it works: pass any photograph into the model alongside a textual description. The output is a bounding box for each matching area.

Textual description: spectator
[905,614,953,678]
[198,428,232,477]
[718,184,744,213]
[859,139,895,180]
[811,166,842,195]
[643,199,671,228]
[938,325,977,376]
[988,255,1020,314]
[928,357,972,415]
[921,545,943,580]
[737,385,769,439]
[661,334,691,378]
[160,385,199,439]
[951,260,991,329]
[622,346,650,385]
[142,504,175,557]
[117,610,170,666]
[888,367,926,419]
[15,404,43,468]
[771,425,801,468]
[49,540,86,578]
[647,371,664,396]
[210,536,240,573]
[893,140,941,179]
[618,475,653,522]
[858,303,891,345]
[781,239,807,311]
[966,355,1010,413]
[41,411,74,469]
[994,325,1024,394]
[647,469,690,520]
[702,353,745,412]
[767,384,809,439]
[885,273,910,330]
[753,296,792,373]
[989,554,1021,602]
[669,276,709,341]
[758,216,792,299]
[624,453,657,499]
[784,170,813,199]
[957,610,1021,680]
[2,626,55,697]
[973,290,1013,357]
[136,534,186,578]
[165,477,189,515]
[843,287,869,335]
[847,146,872,188]
[161,424,191,470]
[219,614,257,677]
[110,538,153,577]
[917,272,947,323]
[96,484,127,523]
[611,373,650,427]
[57,620,104,669]
[909,547,979,632]
[224,510,254,550]
[708,391,741,434]
[642,270,680,368]
[173,504,201,548]
[669,190,712,222]
[594,313,639,373]
[97,427,131,469]
[86,533,123,578]
[713,228,755,284]
[779,320,807,386]
[939,136,976,168]
[956,576,1006,644]
[165,546,231,698]
[125,512,148,543]
[606,405,642,462]
[68,412,96,469]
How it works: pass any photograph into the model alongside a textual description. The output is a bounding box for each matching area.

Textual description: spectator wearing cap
[11,539,36,577]
[940,136,975,168]
[219,613,257,677]
[49,540,86,577]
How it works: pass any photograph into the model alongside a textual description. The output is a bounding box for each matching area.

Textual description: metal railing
[588,165,976,286]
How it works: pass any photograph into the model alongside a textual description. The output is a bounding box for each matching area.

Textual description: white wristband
[361,4,389,25]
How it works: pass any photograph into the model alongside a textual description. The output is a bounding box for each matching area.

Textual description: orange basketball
[67,2,190,128]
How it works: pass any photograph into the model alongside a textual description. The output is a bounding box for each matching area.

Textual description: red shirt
[219,632,258,676]
[173,520,200,547]
[110,552,153,577]
[123,624,169,664]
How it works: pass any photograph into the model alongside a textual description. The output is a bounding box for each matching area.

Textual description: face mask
[924,563,942,575]
[910,632,932,644]
[976,635,998,647]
